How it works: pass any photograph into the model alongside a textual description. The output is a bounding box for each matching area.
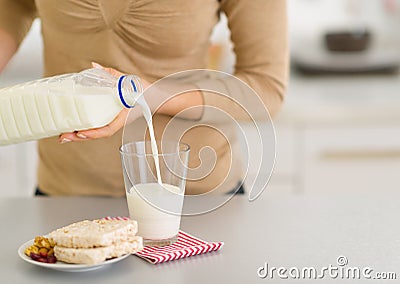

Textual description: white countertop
[1,191,399,283]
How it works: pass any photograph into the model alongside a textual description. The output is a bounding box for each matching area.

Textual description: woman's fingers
[91,62,124,77]
[57,63,126,144]
[58,108,130,143]
[57,63,147,144]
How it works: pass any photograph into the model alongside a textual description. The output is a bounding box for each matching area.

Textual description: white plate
[18,239,130,272]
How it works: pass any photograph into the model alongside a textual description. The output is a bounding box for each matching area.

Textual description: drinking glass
[120,141,190,246]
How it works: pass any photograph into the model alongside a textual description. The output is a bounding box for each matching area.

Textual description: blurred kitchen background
[0,0,400,197]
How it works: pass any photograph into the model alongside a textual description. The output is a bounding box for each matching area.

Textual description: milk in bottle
[0,68,141,145]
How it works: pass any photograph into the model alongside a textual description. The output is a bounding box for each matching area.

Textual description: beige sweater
[0,0,288,196]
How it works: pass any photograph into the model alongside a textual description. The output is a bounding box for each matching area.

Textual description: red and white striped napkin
[103,217,224,264]
[136,230,224,264]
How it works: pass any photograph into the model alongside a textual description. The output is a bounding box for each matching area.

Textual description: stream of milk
[135,96,163,185]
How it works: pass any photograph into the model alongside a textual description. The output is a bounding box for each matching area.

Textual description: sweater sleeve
[194,0,289,122]
[0,0,37,47]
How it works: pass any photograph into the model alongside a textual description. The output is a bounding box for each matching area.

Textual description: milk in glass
[126,183,184,239]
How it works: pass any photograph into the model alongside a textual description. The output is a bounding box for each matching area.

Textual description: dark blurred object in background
[289,0,400,73]
[325,31,371,52]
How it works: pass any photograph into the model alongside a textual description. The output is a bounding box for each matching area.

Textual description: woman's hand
[58,63,204,144]
[58,63,146,144]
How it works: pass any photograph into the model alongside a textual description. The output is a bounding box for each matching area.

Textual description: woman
[0,0,288,196]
